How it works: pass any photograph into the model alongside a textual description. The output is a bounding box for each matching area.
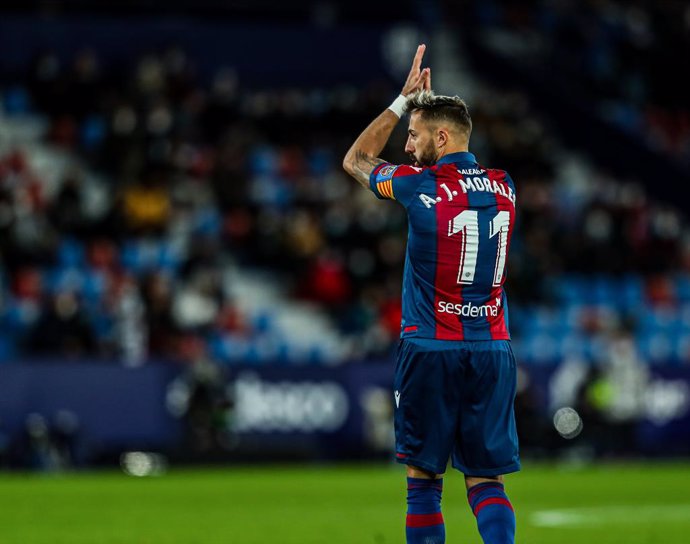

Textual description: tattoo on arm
[351,151,385,189]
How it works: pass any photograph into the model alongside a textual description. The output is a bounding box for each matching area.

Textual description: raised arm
[342,44,431,189]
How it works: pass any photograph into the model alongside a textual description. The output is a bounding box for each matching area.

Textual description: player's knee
[407,465,442,479]
[464,474,504,490]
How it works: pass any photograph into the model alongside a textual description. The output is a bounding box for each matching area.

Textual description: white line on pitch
[530,504,690,528]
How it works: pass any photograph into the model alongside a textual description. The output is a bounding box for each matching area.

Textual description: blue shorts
[393,338,520,477]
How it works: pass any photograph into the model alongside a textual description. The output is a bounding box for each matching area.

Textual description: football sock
[467,482,515,544]
[405,477,445,544]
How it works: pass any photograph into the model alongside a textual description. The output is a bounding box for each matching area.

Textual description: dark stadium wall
[0,16,389,87]
[459,26,690,207]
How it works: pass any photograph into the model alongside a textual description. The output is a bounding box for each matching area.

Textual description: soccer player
[343,45,519,544]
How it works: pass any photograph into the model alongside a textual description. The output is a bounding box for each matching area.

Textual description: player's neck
[436,146,469,162]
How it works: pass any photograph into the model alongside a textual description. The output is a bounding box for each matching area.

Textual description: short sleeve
[369,162,427,207]
[503,171,516,201]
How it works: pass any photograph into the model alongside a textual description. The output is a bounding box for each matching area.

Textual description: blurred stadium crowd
[0,1,689,469]
[0,1,688,372]
[457,0,690,166]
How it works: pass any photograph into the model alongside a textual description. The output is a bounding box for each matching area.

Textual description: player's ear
[437,128,449,149]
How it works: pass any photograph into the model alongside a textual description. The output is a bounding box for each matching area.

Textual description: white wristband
[387,94,408,118]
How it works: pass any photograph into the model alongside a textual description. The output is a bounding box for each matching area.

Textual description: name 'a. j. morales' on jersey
[368,152,517,342]
[417,167,516,209]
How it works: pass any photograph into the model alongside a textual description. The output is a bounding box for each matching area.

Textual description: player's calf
[467,479,515,544]
[406,476,445,544]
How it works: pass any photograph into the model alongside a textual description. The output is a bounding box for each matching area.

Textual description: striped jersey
[369,152,516,341]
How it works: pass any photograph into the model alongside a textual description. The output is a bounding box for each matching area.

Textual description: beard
[409,142,437,167]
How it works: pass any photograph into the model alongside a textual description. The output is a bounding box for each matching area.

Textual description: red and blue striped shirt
[369,152,516,341]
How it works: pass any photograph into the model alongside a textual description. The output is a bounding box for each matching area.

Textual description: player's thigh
[452,341,520,477]
[393,341,463,473]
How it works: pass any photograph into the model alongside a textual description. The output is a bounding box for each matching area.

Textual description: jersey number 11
[448,210,510,287]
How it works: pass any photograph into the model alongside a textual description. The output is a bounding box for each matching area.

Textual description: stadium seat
[58,239,87,269]
[2,85,31,114]
[0,333,17,362]
[675,275,690,302]
[638,331,674,365]
[121,240,181,275]
[591,276,618,305]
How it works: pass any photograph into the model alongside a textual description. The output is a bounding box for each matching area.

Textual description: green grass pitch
[1,461,689,543]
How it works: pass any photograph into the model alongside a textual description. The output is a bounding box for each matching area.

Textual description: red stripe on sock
[468,484,504,503]
[473,497,514,516]
[406,512,444,528]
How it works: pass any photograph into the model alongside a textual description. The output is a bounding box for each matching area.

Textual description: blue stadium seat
[584,335,607,360]
[675,275,690,302]
[193,209,222,237]
[307,148,333,176]
[46,267,85,295]
[248,145,278,175]
[638,331,674,365]
[158,241,182,273]
[208,335,228,363]
[212,333,251,365]
[80,115,107,151]
[591,276,618,305]
[3,301,40,332]
[532,307,561,333]
[553,275,585,304]
[251,335,283,364]
[250,311,274,334]
[2,85,31,114]
[641,306,679,332]
[673,334,690,364]
[522,331,559,365]
[618,274,645,310]
[82,269,107,301]
[121,240,181,275]
[562,304,585,331]
[0,333,17,363]
[557,333,588,359]
[58,238,86,268]
[243,343,262,364]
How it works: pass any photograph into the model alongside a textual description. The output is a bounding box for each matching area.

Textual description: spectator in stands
[120,165,171,236]
[0,38,688,367]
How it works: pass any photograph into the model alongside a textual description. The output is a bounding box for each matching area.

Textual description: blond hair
[405,90,472,137]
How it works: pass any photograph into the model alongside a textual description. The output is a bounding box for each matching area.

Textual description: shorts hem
[451,460,521,477]
[394,455,447,476]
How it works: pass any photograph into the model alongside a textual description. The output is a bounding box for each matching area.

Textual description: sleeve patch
[370,162,426,204]
[378,164,398,179]
[377,179,394,199]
